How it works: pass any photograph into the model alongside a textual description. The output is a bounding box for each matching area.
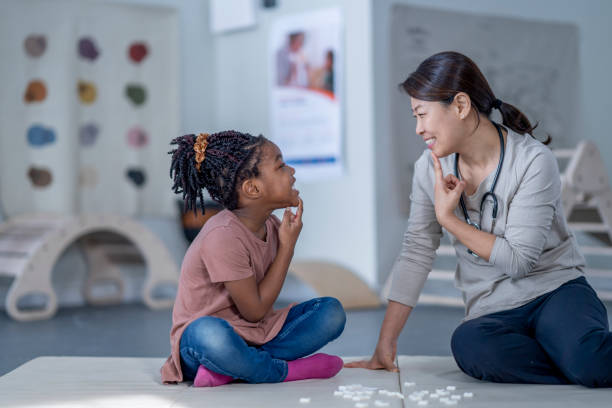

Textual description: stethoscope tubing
[453,122,505,256]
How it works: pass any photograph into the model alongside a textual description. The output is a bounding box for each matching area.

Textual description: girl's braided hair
[169,130,267,214]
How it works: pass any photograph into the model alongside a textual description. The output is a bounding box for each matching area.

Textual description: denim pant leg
[179,316,288,383]
[534,277,612,388]
[451,303,569,384]
[260,297,346,361]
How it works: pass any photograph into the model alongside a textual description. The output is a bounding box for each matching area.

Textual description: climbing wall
[0,0,179,217]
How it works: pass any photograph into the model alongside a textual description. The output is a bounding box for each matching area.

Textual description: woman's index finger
[430,151,445,181]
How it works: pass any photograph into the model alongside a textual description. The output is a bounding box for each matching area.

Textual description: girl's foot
[193,365,233,387]
[284,353,343,382]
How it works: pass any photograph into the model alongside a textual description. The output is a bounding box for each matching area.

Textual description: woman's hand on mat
[343,340,398,372]
[279,197,303,250]
[431,151,465,226]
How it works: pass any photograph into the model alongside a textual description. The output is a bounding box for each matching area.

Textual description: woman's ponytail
[495,99,550,144]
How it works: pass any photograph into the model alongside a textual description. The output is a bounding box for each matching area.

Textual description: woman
[346,51,611,387]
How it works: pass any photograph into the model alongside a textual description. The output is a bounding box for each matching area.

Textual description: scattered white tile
[299,397,311,403]
[446,386,456,391]
[374,401,389,407]
[463,392,474,398]
[355,403,369,408]
[404,381,416,387]
[451,395,461,400]
[418,401,429,406]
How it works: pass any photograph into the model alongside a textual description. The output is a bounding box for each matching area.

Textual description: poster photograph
[269,7,343,181]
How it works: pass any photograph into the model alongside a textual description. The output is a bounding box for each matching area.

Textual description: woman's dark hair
[400,51,549,144]
[169,130,267,214]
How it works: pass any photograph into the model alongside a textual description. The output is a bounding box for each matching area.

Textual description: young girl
[347,51,612,387]
[161,131,346,386]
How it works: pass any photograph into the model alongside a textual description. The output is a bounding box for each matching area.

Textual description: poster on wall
[269,7,343,181]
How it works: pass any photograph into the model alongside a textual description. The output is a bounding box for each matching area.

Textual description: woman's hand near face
[431,151,465,227]
[278,197,303,252]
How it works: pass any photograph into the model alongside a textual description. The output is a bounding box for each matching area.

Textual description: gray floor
[0,301,465,377]
[3,289,612,378]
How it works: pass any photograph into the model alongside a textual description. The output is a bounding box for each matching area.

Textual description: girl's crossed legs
[180,297,346,384]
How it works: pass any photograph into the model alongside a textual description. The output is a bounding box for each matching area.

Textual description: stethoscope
[454,122,505,257]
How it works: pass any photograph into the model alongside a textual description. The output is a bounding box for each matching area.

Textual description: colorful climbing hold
[28,166,53,188]
[77,37,100,61]
[24,80,47,103]
[126,168,147,188]
[128,42,148,63]
[127,126,149,148]
[24,35,47,57]
[27,125,56,147]
[79,123,99,147]
[125,84,146,106]
[79,166,98,188]
[78,81,97,104]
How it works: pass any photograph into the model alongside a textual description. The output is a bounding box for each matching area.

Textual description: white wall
[112,0,379,287]
[373,0,612,285]
[210,0,379,286]
[104,0,379,287]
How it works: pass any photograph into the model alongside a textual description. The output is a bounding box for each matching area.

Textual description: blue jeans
[451,277,612,387]
[179,297,346,383]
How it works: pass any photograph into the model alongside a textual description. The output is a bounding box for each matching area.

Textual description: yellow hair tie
[194,133,209,171]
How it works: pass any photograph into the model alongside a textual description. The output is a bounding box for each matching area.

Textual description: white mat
[1,356,610,407]
[397,356,612,407]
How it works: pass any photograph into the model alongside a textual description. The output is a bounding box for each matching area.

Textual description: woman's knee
[451,320,480,359]
[561,338,612,388]
[318,297,346,340]
[563,356,611,388]
[451,319,500,371]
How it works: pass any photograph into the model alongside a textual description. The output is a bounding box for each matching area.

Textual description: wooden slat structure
[0,213,178,321]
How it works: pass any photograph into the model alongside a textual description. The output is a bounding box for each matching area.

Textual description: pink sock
[283,353,343,382]
[193,365,233,387]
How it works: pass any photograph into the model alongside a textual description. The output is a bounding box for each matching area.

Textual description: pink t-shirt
[160,210,293,383]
